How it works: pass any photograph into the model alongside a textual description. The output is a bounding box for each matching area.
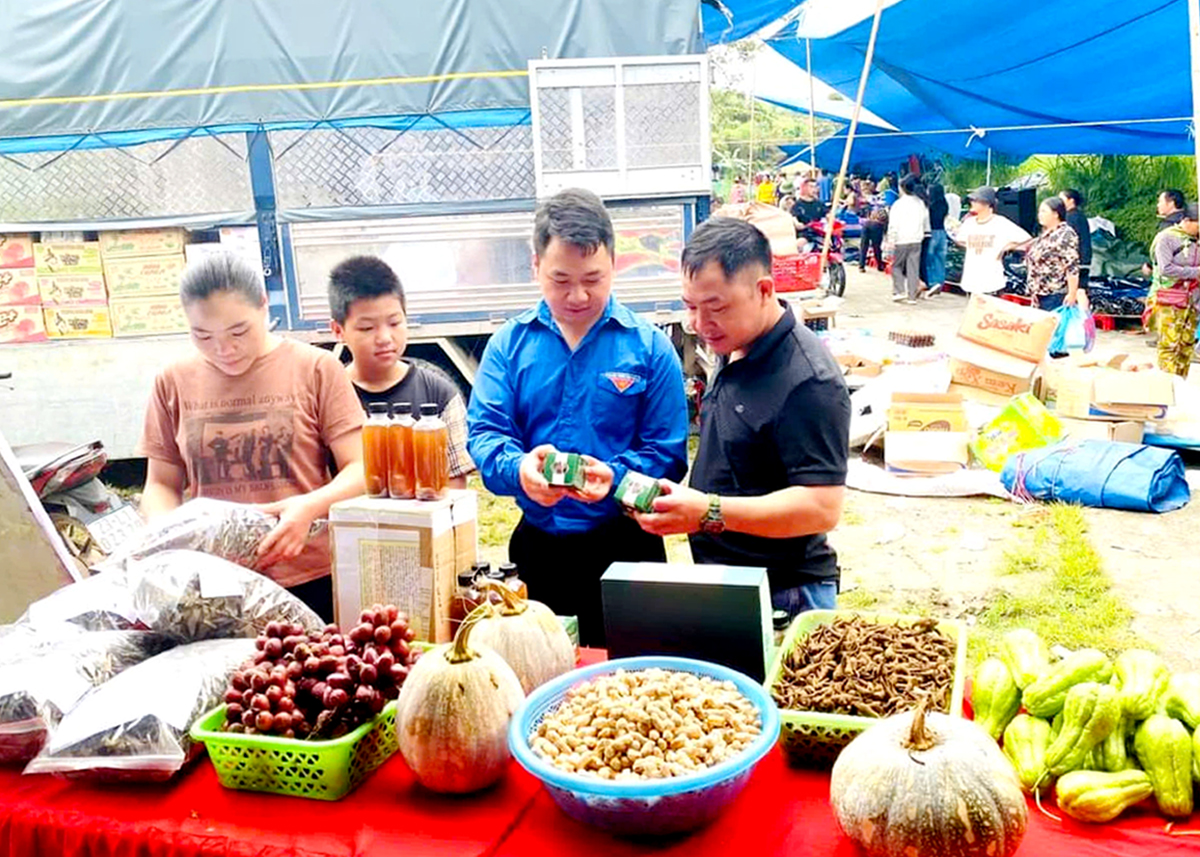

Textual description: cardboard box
[888,392,968,432]
[42,305,112,339]
[329,491,478,643]
[601,562,772,681]
[1058,417,1144,444]
[0,268,40,306]
[98,227,186,259]
[0,234,35,269]
[37,273,108,306]
[103,255,186,299]
[884,431,970,475]
[949,336,1040,397]
[970,393,1063,471]
[836,353,883,379]
[1056,367,1174,421]
[958,293,1058,363]
[0,306,48,344]
[109,295,188,337]
[34,242,103,275]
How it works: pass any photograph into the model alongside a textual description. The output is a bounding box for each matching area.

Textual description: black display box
[601,562,773,681]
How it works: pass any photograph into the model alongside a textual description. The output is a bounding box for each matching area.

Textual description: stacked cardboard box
[884,392,970,475]
[100,228,188,337]
[33,241,111,339]
[0,234,46,344]
[1036,352,1172,439]
[949,295,1058,396]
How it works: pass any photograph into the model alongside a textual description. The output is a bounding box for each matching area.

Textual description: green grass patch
[838,588,882,610]
[469,474,522,549]
[971,504,1145,665]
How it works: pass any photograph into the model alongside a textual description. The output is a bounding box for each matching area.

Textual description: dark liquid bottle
[450,571,485,633]
[499,562,527,600]
[362,402,390,498]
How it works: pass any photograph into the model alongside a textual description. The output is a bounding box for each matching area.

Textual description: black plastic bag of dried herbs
[0,630,175,763]
[123,550,324,643]
[24,638,255,781]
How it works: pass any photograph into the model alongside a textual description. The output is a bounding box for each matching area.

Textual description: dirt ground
[831,266,1200,670]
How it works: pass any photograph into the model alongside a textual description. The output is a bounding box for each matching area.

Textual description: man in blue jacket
[467,188,688,645]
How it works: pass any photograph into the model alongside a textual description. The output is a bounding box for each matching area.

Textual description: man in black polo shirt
[634,217,851,616]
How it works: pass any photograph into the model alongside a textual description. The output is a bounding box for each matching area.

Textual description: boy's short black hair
[681,217,772,281]
[328,256,405,324]
[1061,188,1085,208]
[533,188,615,258]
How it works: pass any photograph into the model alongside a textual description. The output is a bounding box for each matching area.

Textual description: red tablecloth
[3,647,1200,856]
[3,749,1200,857]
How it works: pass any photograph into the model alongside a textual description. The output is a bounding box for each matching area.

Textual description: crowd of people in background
[717,166,1200,377]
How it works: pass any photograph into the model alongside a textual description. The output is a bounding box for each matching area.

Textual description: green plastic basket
[190,701,398,801]
[764,610,968,768]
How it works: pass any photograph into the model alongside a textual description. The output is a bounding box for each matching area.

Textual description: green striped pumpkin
[830,700,1028,857]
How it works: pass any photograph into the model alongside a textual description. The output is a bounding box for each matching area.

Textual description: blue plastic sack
[1001,440,1190,513]
[1050,305,1095,353]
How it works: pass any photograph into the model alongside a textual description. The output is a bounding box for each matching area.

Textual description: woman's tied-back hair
[179,252,267,308]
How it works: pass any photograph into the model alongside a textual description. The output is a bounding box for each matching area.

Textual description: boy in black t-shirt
[328,256,473,487]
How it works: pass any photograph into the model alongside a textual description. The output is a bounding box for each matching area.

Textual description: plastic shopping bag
[1051,304,1095,353]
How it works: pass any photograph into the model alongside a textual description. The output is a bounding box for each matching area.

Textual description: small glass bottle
[499,562,527,600]
[450,571,485,634]
[483,566,508,604]
[413,403,449,501]
[772,610,791,649]
[362,403,390,498]
[388,402,416,500]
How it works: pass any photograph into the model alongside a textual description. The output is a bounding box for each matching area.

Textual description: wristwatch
[699,493,725,535]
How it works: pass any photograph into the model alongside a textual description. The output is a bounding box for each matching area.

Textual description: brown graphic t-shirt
[136,338,364,587]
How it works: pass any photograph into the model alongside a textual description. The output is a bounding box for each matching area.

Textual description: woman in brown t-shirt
[137,253,365,619]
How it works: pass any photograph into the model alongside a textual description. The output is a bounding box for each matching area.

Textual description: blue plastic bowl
[509,656,780,836]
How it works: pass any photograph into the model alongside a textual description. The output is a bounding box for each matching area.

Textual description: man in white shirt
[952,187,1030,294]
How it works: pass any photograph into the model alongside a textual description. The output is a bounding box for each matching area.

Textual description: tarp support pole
[986,148,993,186]
[1190,0,1200,195]
[806,39,818,173]
[819,0,886,284]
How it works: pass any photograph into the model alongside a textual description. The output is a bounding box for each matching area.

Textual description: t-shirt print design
[186,409,296,495]
[966,232,996,256]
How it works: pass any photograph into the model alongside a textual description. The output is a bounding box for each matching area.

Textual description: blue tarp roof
[768,0,1194,157]
[0,0,702,146]
[777,129,985,174]
[702,0,803,43]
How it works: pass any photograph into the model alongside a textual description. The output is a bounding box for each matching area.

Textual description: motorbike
[2,370,140,563]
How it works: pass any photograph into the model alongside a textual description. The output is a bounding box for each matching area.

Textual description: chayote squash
[1134,714,1194,818]
[972,658,1021,740]
[1002,714,1054,794]
[999,629,1048,689]
[1112,649,1169,720]
[1022,649,1113,718]
[1056,769,1154,823]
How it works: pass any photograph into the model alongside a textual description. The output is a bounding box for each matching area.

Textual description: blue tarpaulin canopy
[778,129,985,174]
[0,0,805,155]
[767,0,1195,157]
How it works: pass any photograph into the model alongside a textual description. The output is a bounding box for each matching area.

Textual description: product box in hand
[1055,366,1174,421]
[33,242,103,275]
[0,268,40,306]
[0,305,48,344]
[103,254,186,298]
[37,273,108,306]
[109,295,188,337]
[42,305,113,339]
[948,336,1040,397]
[98,227,186,259]
[958,293,1058,363]
[614,470,662,512]
[887,392,967,432]
[601,562,773,681]
[970,392,1063,472]
[0,234,35,269]
[329,490,478,644]
[542,451,586,489]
